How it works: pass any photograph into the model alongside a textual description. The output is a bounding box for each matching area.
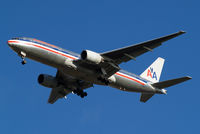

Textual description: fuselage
[7,37,161,94]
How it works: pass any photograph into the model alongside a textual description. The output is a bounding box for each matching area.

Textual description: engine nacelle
[81,50,104,64]
[38,74,58,88]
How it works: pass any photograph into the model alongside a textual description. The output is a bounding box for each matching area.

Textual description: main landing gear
[97,77,110,85]
[97,68,110,85]
[72,88,87,98]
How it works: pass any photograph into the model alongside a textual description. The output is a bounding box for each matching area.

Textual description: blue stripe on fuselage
[18,38,149,85]
[19,38,80,59]
[119,70,149,84]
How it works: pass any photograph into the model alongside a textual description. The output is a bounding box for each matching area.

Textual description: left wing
[75,31,185,83]
[101,31,185,64]
[48,70,93,104]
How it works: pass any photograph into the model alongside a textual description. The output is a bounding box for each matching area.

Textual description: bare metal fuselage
[8,39,161,94]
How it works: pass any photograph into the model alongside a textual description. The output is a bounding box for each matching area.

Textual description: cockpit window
[11,37,33,41]
[11,37,20,40]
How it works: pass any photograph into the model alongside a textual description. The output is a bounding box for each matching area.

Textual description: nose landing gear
[21,59,27,65]
[19,51,27,65]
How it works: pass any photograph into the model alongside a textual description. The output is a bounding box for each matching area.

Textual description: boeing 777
[7,31,191,103]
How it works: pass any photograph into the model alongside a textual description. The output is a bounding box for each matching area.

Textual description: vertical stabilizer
[140,57,165,83]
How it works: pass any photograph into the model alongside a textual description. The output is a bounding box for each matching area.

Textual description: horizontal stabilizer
[140,93,155,103]
[152,76,192,89]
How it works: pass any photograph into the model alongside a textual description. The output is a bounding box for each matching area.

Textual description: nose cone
[7,40,18,48]
[7,40,20,53]
[7,40,11,46]
[161,89,167,94]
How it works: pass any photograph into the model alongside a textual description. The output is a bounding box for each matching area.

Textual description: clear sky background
[0,0,198,134]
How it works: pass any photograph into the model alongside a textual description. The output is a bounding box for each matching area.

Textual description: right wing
[48,70,93,104]
[101,31,185,64]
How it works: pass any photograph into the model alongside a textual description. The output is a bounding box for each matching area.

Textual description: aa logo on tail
[147,67,157,80]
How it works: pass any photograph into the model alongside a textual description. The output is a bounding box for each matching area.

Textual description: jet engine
[81,50,104,64]
[38,74,58,88]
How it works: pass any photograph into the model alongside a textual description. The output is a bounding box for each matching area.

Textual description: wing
[48,70,93,104]
[101,31,185,64]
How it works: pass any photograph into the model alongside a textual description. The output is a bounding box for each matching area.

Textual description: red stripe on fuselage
[25,42,77,60]
[9,40,145,85]
[8,40,19,43]
[115,72,145,85]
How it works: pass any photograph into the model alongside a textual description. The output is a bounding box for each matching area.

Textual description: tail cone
[161,89,167,94]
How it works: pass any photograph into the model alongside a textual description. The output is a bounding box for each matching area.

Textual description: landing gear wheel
[19,51,27,65]
[21,60,27,65]
[73,90,77,94]
[73,88,88,98]
[77,92,81,96]
[76,90,82,96]
[83,92,87,97]
[80,92,87,98]
[80,94,85,98]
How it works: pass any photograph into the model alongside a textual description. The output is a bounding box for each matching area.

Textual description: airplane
[7,31,192,104]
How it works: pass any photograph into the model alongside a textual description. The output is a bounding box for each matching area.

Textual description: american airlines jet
[7,31,191,104]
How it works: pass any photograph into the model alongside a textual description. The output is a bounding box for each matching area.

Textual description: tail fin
[140,57,165,83]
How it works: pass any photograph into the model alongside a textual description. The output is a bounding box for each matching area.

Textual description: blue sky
[0,0,198,134]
